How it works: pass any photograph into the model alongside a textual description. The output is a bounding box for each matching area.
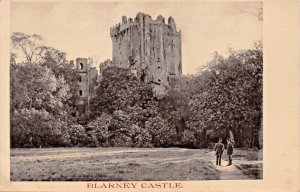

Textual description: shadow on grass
[235,163,263,179]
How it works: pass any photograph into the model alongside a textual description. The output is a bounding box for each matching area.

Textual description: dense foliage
[89,67,175,147]
[182,45,263,148]
[10,32,262,148]
[10,32,87,147]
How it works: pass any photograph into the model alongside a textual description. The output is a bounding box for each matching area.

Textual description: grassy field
[11,147,220,181]
[233,149,263,179]
[11,147,262,181]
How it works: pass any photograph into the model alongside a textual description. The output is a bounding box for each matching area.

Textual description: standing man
[227,138,234,166]
[214,138,224,166]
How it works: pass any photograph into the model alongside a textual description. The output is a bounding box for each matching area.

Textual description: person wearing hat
[214,138,224,166]
[227,138,234,166]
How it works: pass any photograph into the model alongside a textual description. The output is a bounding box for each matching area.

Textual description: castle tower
[109,13,182,96]
[76,58,99,115]
[76,58,89,99]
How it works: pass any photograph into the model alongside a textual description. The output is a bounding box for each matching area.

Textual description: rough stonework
[107,12,182,95]
[99,59,113,80]
[76,58,98,114]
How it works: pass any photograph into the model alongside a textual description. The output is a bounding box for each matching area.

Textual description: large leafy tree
[90,67,155,116]
[10,32,83,147]
[11,108,70,147]
[89,67,176,147]
[10,63,59,110]
[185,44,262,148]
[11,32,43,63]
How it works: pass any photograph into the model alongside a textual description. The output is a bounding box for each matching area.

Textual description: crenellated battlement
[110,21,136,37]
[110,13,180,37]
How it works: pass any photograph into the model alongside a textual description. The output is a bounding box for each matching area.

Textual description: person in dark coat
[226,138,234,166]
[214,138,224,166]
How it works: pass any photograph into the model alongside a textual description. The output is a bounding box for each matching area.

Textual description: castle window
[79,90,83,96]
[169,62,176,75]
[152,47,155,58]
[158,66,161,69]
[140,73,146,82]
[158,79,161,82]
[80,63,83,70]
[170,40,175,53]
[79,76,82,82]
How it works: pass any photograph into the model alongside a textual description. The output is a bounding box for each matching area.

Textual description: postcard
[0,0,299,192]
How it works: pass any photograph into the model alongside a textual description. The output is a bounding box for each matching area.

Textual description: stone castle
[75,58,99,114]
[76,13,182,112]
[101,12,182,95]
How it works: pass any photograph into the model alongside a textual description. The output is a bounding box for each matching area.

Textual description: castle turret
[76,58,89,98]
[168,16,177,31]
[76,58,89,73]
[76,57,99,115]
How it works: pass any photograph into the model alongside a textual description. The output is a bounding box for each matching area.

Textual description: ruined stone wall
[99,59,113,79]
[109,13,182,95]
[88,68,98,99]
[76,58,98,107]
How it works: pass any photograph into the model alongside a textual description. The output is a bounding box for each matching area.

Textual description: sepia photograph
[9,1,263,181]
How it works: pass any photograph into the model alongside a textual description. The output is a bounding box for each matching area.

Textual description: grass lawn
[11,147,220,181]
[233,149,263,179]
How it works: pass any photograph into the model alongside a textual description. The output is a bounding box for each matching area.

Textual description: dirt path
[205,151,250,180]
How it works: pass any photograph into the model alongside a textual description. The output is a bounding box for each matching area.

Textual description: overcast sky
[11,1,262,74]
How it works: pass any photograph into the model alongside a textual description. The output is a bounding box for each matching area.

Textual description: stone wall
[99,59,113,80]
[109,12,182,95]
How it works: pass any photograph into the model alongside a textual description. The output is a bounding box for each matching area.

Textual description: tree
[90,67,155,117]
[68,124,97,147]
[236,2,263,21]
[11,32,43,63]
[89,67,178,147]
[10,63,58,110]
[36,46,67,65]
[145,116,177,147]
[10,32,83,148]
[11,108,69,147]
[87,113,112,145]
[186,44,262,148]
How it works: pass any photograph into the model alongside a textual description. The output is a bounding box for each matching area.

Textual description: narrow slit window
[79,90,83,96]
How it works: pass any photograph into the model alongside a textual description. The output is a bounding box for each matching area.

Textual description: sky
[11,1,262,74]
